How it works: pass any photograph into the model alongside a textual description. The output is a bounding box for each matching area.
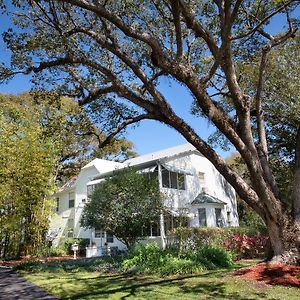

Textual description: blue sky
[0,5,299,156]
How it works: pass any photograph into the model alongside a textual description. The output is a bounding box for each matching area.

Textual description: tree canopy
[81,169,163,248]
[1,0,300,263]
[0,92,137,183]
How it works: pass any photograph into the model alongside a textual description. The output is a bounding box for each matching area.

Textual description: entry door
[198,208,207,226]
[215,208,222,227]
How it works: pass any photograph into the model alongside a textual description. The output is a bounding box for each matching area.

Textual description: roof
[125,143,197,167]
[58,175,78,193]
[191,192,226,205]
[82,158,123,172]
[90,144,197,181]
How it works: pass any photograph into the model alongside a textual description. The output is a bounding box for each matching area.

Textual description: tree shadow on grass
[52,271,272,300]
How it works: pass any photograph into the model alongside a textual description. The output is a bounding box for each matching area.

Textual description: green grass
[18,259,299,300]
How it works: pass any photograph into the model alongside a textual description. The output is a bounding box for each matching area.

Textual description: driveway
[0,267,58,300]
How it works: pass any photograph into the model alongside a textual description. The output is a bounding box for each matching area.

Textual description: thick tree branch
[178,0,219,57]
[78,86,115,105]
[65,27,168,107]
[97,113,153,149]
[170,0,183,58]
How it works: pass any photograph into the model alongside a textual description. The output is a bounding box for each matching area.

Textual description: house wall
[51,147,239,250]
[158,152,238,227]
[190,154,239,226]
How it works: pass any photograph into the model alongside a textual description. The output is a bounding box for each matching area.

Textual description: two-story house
[50,144,239,252]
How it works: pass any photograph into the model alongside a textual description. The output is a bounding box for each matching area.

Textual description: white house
[50,144,239,254]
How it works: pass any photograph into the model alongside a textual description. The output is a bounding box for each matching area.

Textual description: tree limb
[170,0,183,58]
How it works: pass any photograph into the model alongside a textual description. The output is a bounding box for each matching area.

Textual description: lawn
[17,259,299,300]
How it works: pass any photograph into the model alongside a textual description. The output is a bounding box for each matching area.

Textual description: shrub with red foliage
[224,234,270,259]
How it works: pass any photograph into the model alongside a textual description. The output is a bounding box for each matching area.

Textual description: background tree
[0,92,137,183]
[81,169,163,249]
[0,101,56,257]
[0,92,137,258]
[1,0,300,263]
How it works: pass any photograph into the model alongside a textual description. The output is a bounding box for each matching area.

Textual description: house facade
[50,144,239,252]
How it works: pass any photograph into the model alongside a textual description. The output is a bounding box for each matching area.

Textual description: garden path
[0,267,58,300]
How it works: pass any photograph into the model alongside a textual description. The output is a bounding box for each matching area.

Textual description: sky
[0,4,299,157]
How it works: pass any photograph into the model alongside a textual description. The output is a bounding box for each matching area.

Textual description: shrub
[59,238,90,256]
[122,243,226,276]
[49,246,67,257]
[197,246,233,268]
[122,243,202,275]
[28,244,68,258]
[169,227,269,259]
[224,234,270,259]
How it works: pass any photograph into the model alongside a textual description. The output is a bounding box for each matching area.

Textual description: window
[199,172,206,191]
[162,168,169,188]
[227,211,232,226]
[215,208,223,227]
[56,197,59,212]
[198,208,207,226]
[95,229,105,238]
[67,218,74,238]
[178,173,185,190]
[106,232,114,243]
[150,223,160,237]
[87,185,96,198]
[161,167,185,190]
[68,192,75,208]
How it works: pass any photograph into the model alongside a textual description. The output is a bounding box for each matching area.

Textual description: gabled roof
[124,143,198,167]
[90,143,198,181]
[191,192,226,205]
[82,158,123,173]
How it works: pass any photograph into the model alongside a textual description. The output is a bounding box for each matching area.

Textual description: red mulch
[234,262,300,288]
[0,256,75,267]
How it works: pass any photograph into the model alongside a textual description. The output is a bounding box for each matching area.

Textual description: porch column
[158,163,166,249]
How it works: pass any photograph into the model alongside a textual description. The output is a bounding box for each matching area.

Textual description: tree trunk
[266,214,300,265]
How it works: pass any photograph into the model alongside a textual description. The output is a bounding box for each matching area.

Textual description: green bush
[59,238,90,256]
[49,246,67,257]
[169,227,269,259]
[196,246,233,268]
[123,242,234,276]
[29,244,67,258]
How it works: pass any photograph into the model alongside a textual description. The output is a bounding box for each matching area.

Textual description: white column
[158,163,166,249]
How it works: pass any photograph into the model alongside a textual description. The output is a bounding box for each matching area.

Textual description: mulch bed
[234,262,300,288]
[0,256,75,267]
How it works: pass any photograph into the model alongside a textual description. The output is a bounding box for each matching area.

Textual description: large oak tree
[1,0,299,263]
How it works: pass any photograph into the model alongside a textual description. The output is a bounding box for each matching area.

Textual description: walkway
[0,267,58,300]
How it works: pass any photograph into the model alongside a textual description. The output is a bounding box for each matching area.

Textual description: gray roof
[191,192,226,205]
